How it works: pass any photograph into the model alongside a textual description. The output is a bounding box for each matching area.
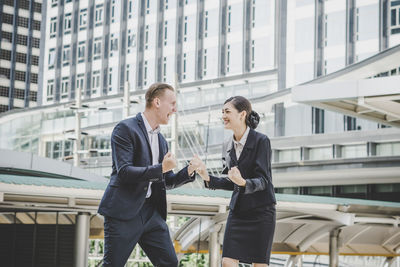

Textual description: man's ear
[154,97,160,108]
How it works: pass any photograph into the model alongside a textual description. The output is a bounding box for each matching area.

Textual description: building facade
[1,0,400,202]
[0,0,44,113]
[41,0,400,131]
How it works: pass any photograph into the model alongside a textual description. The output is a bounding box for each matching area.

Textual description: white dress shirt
[233,127,250,160]
[142,113,161,198]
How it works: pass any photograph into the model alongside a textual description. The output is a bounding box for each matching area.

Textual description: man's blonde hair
[145,83,174,108]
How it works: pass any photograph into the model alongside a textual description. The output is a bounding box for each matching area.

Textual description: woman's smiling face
[222,102,246,130]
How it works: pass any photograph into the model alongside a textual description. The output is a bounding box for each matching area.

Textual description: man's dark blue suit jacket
[98,113,194,221]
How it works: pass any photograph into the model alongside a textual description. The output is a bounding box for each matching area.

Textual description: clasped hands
[162,153,246,186]
[161,153,207,177]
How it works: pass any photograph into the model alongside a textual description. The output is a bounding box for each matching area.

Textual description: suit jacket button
[144,187,148,191]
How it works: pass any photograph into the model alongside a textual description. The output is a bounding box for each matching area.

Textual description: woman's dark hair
[224,96,260,129]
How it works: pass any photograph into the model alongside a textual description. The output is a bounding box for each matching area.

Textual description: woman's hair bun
[247,110,260,129]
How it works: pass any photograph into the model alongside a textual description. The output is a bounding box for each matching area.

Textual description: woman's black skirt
[222,204,276,264]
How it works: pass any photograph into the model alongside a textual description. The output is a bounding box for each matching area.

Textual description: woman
[196,96,276,267]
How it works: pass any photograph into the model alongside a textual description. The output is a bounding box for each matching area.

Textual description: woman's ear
[240,110,247,121]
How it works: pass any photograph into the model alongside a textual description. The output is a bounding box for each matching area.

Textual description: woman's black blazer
[205,128,276,211]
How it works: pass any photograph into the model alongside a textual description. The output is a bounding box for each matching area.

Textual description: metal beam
[342,225,372,246]
[382,231,400,247]
[298,225,338,252]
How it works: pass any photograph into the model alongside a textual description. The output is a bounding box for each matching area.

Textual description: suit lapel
[238,128,256,168]
[136,113,153,162]
[158,134,165,163]
[228,143,238,167]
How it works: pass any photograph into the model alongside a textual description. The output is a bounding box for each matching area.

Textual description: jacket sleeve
[164,166,196,189]
[204,175,235,191]
[163,142,196,189]
[112,123,164,184]
[242,136,271,194]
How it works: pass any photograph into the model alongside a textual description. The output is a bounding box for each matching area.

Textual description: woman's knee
[222,257,238,267]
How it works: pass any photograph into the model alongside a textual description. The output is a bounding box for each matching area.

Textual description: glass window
[64,13,72,34]
[79,9,87,29]
[277,187,299,194]
[278,149,300,162]
[309,146,332,160]
[93,38,102,60]
[312,108,324,134]
[50,17,57,38]
[296,0,314,7]
[48,48,56,69]
[128,33,136,48]
[76,74,84,94]
[340,185,367,194]
[295,17,314,52]
[357,3,379,41]
[375,183,400,193]
[110,37,118,51]
[46,142,52,158]
[390,2,400,34]
[324,1,346,74]
[47,79,54,99]
[61,77,69,98]
[78,42,85,63]
[310,186,332,195]
[204,11,208,37]
[92,71,100,94]
[64,140,73,156]
[109,68,113,86]
[95,5,103,25]
[145,25,149,49]
[53,141,62,159]
[376,142,400,156]
[341,144,367,158]
[63,45,70,65]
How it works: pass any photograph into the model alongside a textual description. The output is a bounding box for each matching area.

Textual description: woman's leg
[252,263,268,267]
[222,257,239,267]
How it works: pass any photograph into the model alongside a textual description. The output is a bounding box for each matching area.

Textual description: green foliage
[179,253,209,267]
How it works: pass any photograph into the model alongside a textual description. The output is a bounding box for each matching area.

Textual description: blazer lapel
[228,143,238,167]
[158,134,165,163]
[238,128,256,167]
[136,113,153,162]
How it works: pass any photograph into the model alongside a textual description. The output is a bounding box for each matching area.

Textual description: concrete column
[384,257,398,267]
[297,255,303,267]
[74,212,90,267]
[209,225,221,267]
[123,81,130,119]
[73,72,82,167]
[284,255,297,267]
[284,255,303,267]
[329,229,340,267]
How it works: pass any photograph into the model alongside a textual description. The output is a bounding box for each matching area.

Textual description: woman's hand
[197,162,210,181]
[189,155,210,181]
[227,167,246,187]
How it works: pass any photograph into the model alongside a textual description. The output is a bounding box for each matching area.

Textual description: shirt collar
[141,112,161,134]
[233,127,250,147]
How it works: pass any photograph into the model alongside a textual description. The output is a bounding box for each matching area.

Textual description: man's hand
[188,155,201,175]
[188,155,210,181]
[227,167,246,186]
[162,152,177,173]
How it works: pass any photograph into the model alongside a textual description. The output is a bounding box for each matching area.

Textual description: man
[98,83,201,266]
